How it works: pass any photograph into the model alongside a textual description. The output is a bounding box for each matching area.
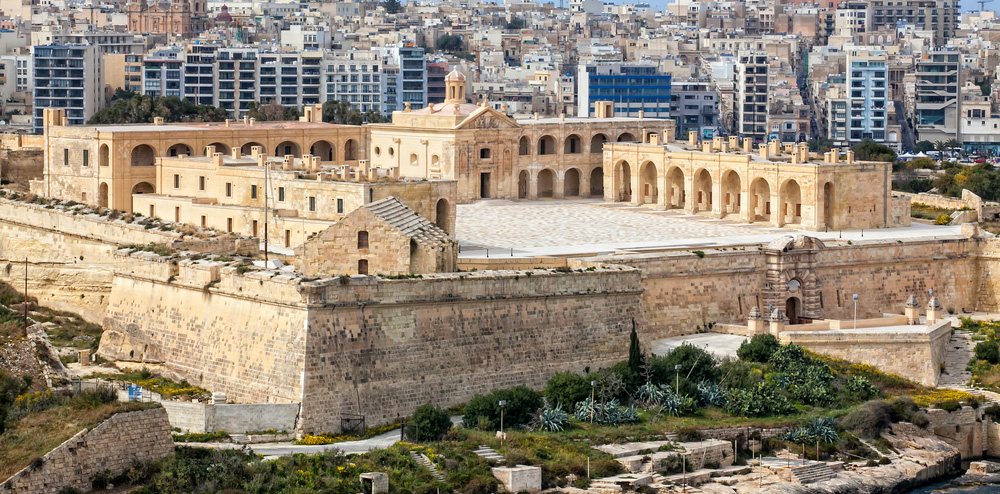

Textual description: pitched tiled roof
[364,196,451,248]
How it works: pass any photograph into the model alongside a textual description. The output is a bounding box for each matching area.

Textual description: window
[251,185,257,199]
[173,174,180,188]
[278,187,285,202]
[337,198,344,213]
[82,150,88,167]
[479,148,491,159]
[201,215,206,227]
[64,148,68,166]
[309,196,316,211]
[225,182,232,197]
[358,230,369,248]
[199,176,205,190]
[227,218,232,233]
[357,259,368,275]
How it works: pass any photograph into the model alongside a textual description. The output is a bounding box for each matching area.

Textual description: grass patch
[0,400,159,479]
[88,368,210,401]
[910,202,954,221]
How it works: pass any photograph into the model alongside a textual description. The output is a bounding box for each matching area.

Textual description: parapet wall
[159,401,300,434]
[0,407,173,494]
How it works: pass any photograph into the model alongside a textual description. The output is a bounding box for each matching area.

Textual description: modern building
[32,43,102,133]
[735,51,769,143]
[914,51,960,143]
[257,51,324,109]
[323,49,386,115]
[216,47,259,117]
[846,48,889,143]
[670,80,718,140]
[868,0,957,46]
[143,46,185,98]
[183,43,218,107]
[373,43,427,113]
[576,62,672,118]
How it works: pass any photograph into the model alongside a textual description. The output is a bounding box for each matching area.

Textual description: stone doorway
[480,173,491,199]
[785,296,801,325]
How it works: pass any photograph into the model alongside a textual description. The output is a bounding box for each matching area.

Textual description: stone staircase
[941,329,974,389]
[408,451,444,482]
[473,445,505,463]
[790,463,836,484]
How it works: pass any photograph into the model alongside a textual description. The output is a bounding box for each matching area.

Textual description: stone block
[492,465,542,493]
[360,472,389,493]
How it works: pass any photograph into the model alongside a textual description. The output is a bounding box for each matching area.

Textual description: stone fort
[0,70,982,434]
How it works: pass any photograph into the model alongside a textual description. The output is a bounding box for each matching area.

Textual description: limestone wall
[925,406,989,460]
[0,407,173,494]
[0,148,43,186]
[159,401,300,433]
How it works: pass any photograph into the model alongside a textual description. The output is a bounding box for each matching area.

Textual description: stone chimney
[719,140,730,153]
[212,152,224,168]
[231,147,241,160]
[205,145,216,157]
[905,295,921,325]
[703,141,713,153]
[769,307,788,335]
[359,160,369,182]
[225,119,231,128]
[927,296,943,325]
[742,137,753,153]
[249,117,256,127]
[648,133,660,145]
[759,144,770,160]
[713,136,723,151]
[391,166,400,179]
[784,143,794,155]
[243,115,249,125]
[799,143,809,163]
[638,109,644,118]
[688,130,698,146]
[747,306,765,335]
[282,155,294,171]
[251,146,263,160]
[153,116,164,125]
[846,150,855,164]
[729,136,739,149]
[257,152,267,169]
[301,154,314,172]
[768,139,780,157]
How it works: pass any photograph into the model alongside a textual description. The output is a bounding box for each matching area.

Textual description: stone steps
[790,463,836,484]
[409,451,444,482]
[473,445,505,463]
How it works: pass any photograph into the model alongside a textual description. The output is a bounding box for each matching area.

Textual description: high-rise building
[32,43,102,133]
[735,51,769,143]
[143,46,185,98]
[323,50,385,115]
[915,51,960,143]
[576,62,672,118]
[868,0,957,46]
[670,80,718,139]
[183,43,218,106]
[846,48,889,143]
[374,43,427,113]
[216,47,258,116]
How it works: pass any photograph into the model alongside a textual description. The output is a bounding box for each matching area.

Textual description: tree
[647,343,719,396]
[506,17,525,30]
[246,101,299,122]
[436,34,464,53]
[462,386,542,430]
[409,403,452,441]
[737,334,779,363]
[914,140,935,153]
[0,372,30,434]
[111,87,138,102]
[975,340,1000,365]
[628,320,642,375]
[322,101,390,125]
[383,0,402,14]
[544,372,590,409]
[88,94,228,124]
[807,138,833,152]
[851,139,896,162]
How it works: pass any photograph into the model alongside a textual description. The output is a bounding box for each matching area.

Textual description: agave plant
[534,405,569,432]
[808,417,839,443]
[636,381,666,406]
[697,381,727,407]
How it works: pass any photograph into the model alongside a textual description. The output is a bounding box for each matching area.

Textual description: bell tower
[444,68,467,103]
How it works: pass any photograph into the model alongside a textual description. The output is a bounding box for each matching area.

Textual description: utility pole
[23,257,27,337]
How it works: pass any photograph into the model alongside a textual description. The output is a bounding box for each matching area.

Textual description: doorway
[785,297,801,325]
[480,173,491,199]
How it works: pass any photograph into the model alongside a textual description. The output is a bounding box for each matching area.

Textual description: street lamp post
[853,293,858,329]
[499,400,507,447]
[675,364,682,395]
[589,381,596,424]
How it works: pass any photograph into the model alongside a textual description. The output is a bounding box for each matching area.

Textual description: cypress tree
[628,319,642,374]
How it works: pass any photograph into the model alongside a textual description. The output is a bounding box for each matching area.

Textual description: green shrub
[462,386,542,430]
[974,340,1000,365]
[934,214,952,225]
[841,400,892,439]
[846,376,879,400]
[724,382,794,417]
[936,400,961,412]
[737,334,780,363]
[648,343,719,396]
[888,396,917,423]
[68,386,117,409]
[409,404,452,441]
[985,403,1000,422]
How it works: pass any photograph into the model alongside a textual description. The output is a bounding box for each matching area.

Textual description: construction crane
[979,0,994,12]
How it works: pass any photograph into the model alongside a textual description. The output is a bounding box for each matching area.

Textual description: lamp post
[675,364,682,395]
[499,400,507,447]
[589,381,596,424]
[853,293,859,329]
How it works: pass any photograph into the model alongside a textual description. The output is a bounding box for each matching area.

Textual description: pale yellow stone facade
[603,134,907,231]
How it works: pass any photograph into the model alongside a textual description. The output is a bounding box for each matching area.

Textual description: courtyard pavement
[649,332,747,359]
[455,199,967,258]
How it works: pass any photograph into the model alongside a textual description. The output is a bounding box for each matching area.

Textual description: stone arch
[823,182,834,228]
[130,181,154,212]
[591,133,608,154]
[99,144,110,167]
[130,144,156,166]
[617,132,635,142]
[98,182,109,208]
[537,168,555,198]
[431,155,440,172]
[590,167,604,197]
[344,139,358,161]
[694,169,712,212]
[518,170,529,199]
[538,135,556,155]
[240,141,264,156]
[206,142,229,155]
[785,296,802,325]
[410,153,419,167]
[639,161,658,205]
[564,134,582,154]
[721,169,741,216]
[518,136,530,155]
[274,141,301,158]
[780,179,802,226]
[564,168,581,197]
[614,160,632,202]
[435,198,450,234]
[167,143,192,157]
[310,140,336,161]
[666,166,685,209]
[750,177,772,223]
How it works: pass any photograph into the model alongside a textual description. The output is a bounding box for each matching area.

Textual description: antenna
[979,0,993,11]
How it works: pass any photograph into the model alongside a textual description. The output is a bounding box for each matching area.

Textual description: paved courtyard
[455,199,965,257]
